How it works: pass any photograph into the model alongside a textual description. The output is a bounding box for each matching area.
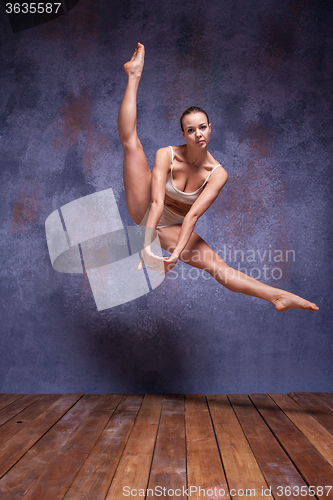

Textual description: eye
[187,128,194,133]
[200,125,207,130]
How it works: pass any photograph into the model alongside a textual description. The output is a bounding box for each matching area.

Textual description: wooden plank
[0,394,43,427]
[185,394,229,500]
[228,394,312,500]
[106,394,163,499]
[0,393,82,479]
[22,394,123,500]
[312,393,333,411]
[146,394,187,500]
[0,394,102,500]
[0,393,61,449]
[64,394,143,500]
[289,392,333,435]
[208,395,273,500]
[270,393,333,467]
[0,394,24,411]
[250,394,333,496]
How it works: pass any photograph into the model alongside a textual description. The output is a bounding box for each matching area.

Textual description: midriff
[164,193,192,216]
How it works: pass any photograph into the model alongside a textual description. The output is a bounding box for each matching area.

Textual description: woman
[118,43,319,312]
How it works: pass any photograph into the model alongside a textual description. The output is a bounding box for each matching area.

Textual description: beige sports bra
[164,146,222,205]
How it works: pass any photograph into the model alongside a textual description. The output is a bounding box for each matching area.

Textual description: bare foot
[124,42,145,78]
[272,291,319,312]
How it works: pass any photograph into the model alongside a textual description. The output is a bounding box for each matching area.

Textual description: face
[181,112,211,148]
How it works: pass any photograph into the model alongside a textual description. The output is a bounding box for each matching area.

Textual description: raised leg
[157,226,319,311]
[118,43,151,225]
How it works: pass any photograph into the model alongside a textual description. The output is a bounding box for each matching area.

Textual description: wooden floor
[0,393,332,499]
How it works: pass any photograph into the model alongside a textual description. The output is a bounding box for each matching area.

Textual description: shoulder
[216,164,228,179]
[153,147,172,172]
[155,146,172,158]
[208,153,228,179]
[208,162,228,189]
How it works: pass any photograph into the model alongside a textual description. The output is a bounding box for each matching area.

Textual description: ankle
[271,290,284,305]
[125,68,142,81]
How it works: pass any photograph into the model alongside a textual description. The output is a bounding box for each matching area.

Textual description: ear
[209,123,212,134]
[181,129,185,139]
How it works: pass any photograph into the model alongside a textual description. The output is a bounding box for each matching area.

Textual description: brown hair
[180,106,210,132]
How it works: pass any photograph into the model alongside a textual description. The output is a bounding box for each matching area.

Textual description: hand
[162,252,179,274]
[138,245,165,273]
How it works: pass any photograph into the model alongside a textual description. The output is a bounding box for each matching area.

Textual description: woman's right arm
[138,147,170,271]
[143,147,170,246]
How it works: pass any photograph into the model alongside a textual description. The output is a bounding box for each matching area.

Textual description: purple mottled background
[0,0,332,393]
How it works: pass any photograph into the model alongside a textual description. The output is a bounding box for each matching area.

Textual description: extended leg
[118,43,151,224]
[157,226,319,311]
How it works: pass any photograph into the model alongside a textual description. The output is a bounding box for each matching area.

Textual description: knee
[203,251,226,274]
[207,260,231,282]
[198,256,222,279]
[122,138,143,153]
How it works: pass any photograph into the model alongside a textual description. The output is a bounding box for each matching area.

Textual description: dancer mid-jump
[118,43,319,312]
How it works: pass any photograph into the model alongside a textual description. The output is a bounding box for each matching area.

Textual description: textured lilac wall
[0,0,332,393]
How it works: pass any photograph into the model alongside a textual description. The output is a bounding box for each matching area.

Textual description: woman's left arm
[165,167,228,268]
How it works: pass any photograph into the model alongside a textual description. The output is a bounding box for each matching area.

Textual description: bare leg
[157,226,319,312]
[118,43,151,225]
